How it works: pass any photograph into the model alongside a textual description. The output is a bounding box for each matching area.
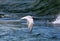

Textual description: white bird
[21,16,34,32]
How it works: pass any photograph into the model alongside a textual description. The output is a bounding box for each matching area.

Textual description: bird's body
[21,16,34,32]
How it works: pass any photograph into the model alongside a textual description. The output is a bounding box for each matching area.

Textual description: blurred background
[0,0,60,41]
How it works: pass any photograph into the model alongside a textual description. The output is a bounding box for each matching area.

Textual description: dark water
[0,0,60,41]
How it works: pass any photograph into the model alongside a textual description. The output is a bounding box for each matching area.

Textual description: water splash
[52,14,60,24]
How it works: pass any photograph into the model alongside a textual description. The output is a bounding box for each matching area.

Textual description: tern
[21,16,34,32]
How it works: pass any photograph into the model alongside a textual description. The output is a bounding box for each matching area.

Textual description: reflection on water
[0,16,60,41]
